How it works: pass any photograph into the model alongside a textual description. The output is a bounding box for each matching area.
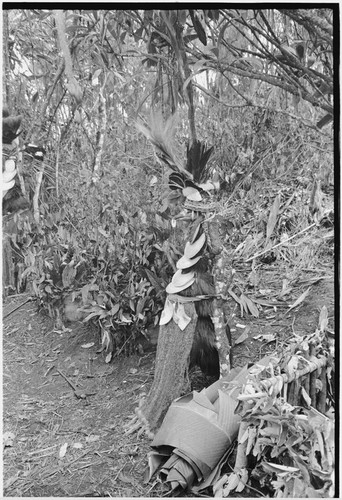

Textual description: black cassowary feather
[186,140,214,183]
[190,317,219,378]
[3,115,22,144]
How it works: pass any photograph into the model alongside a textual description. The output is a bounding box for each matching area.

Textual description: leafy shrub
[9,193,173,359]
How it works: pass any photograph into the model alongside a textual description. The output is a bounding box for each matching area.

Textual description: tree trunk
[3,10,11,104]
[2,234,15,297]
[128,212,232,436]
[133,302,197,434]
[174,21,197,144]
[207,216,233,377]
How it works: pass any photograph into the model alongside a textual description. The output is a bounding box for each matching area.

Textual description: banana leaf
[146,356,273,493]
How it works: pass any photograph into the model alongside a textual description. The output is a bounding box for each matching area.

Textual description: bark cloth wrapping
[146,355,274,491]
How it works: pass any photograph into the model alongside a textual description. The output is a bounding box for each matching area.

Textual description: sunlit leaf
[172,303,191,330]
[59,443,68,458]
[301,386,311,406]
[159,298,174,325]
[3,432,15,447]
[319,305,329,332]
[105,352,112,363]
[110,303,120,315]
[81,342,95,349]
[182,186,202,201]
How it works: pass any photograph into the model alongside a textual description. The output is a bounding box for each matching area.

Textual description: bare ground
[3,257,334,497]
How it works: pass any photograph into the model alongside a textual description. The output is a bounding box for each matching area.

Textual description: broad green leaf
[110,303,120,315]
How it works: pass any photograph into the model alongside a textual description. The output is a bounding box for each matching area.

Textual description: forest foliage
[2,8,334,356]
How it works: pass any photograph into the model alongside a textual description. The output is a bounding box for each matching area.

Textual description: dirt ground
[2,257,334,497]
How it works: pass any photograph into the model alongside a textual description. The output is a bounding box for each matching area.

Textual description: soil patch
[3,257,334,497]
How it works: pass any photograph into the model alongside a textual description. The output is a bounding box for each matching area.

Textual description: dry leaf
[265,194,281,245]
[159,298,174,325]
[81,342,95,349]
[150,175,158,186]
[85,435,100,443]
[228,289,243,310]
[4,474,19,489]
[235,331,248,345]
[241,294,259,318]
[300,386,311,406]
[286,355,299,378]
[173,303,191,330]
[59,442,68,458]
[263,462,299,473]
[287,287,311,313]
[118,472,137,485]
[236,468,248,492]
[3,431,15,447]
[222,473,240,495]
[319,305,329,332]
[253,333,275,343]
[105,352,112,363]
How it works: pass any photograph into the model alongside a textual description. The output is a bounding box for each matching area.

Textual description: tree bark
[2,234,15,296]
[133,302,197,434]
[207,217,233,377]
[3,10,11,104]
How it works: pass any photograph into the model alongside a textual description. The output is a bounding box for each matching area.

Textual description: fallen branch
[55,368,87,399]
[3,297,35,319]
[245,223,316,262]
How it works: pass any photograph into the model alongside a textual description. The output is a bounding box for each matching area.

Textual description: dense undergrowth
[5,106,333,362]
[3,9,335,498]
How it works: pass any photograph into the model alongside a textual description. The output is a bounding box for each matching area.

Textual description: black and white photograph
[2,7,336,498]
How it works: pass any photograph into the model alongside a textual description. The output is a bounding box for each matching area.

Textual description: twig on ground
[3,297,36,319]
[245,223,316,262]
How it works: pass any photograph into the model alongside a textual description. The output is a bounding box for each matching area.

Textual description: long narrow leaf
[265,194,281,246]
[287,287,312,313]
